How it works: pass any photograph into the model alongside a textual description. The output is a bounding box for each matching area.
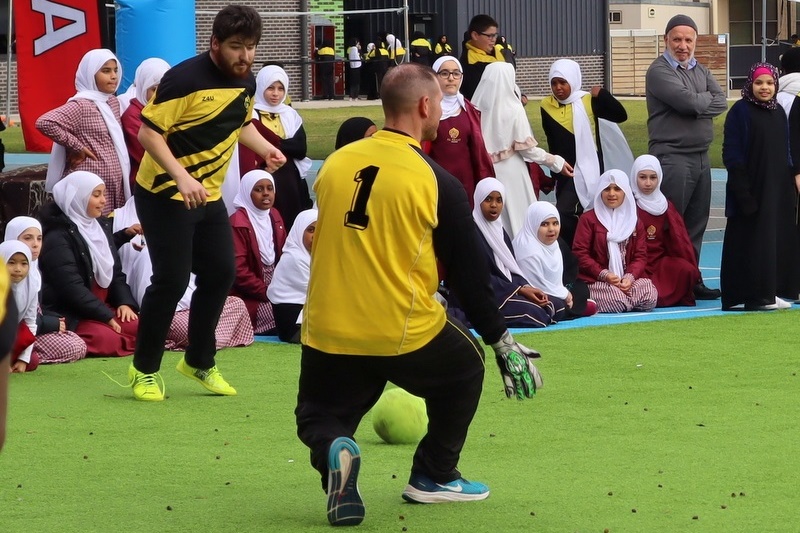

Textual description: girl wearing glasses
[423,56,494,206]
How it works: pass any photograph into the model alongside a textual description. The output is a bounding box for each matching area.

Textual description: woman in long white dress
[471,62,573,236]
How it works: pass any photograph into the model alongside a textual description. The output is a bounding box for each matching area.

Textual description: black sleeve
[280,124,308,160]
[425,153,506,345]
[789,100,800,175]
[0,292,17,360]
[37,311,62,334]
[592,88,628,123]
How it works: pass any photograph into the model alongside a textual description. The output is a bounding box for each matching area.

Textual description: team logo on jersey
[447,127,461,144]
[244,94,252,110]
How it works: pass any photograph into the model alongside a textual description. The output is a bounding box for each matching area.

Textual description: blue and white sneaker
[402,472,490,503]
[326,437,365,526]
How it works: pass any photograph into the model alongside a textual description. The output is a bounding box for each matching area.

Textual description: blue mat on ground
[254,239,791,344]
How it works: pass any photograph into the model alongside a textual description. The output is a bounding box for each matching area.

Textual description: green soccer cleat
[129,364,165,402]
[175,357,237,396]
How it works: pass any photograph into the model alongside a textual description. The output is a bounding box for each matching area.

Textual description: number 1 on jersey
[345,165,378,230]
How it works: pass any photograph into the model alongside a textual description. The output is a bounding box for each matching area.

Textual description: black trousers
[133,186,235,373]
[296,318,485,490]
[348,68,361,99]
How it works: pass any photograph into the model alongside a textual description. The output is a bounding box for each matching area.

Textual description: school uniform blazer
[572,209,648,284]
[39,203,138,330]
[229,207,287,316]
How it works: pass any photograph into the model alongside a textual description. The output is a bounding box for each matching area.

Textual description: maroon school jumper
[637,203,700,307]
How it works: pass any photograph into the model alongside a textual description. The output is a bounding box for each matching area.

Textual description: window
[609,11,622,24]
[730,0,778,46]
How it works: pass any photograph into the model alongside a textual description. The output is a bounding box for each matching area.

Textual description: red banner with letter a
[16,0,104,152]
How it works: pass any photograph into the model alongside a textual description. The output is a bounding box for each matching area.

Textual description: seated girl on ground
[448,178,564,327]
[629,155,700,307]
[230,170,287,334]
[572,169,657,313]
[267,209,318,343]
[0,242,39,372]
[39,172,139,356]
[513,202,597,319]
[4,217,87,365]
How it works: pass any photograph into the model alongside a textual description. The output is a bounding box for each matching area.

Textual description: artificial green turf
[2,311,799,532]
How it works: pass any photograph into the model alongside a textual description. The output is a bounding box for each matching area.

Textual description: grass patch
[2,99,733,167]
[2,311,798,532]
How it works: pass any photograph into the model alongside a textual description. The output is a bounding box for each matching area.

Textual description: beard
[211,50,252,80]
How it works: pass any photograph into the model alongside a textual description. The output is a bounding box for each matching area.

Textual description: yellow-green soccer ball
[371,388,428,444]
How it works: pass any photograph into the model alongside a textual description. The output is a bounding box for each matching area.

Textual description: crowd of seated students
[14,41,794,374]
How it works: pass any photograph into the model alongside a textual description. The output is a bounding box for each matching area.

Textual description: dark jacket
[39,202,137,330]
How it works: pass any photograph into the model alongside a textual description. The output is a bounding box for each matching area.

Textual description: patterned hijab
[742,62,779,110]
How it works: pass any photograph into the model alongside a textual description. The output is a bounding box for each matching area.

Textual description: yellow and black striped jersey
[302,129,505,355]
[137,52,256,201]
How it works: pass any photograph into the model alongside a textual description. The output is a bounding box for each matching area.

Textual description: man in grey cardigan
[646,14,727,300]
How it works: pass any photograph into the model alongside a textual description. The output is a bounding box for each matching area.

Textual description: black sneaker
[694,282,721,300]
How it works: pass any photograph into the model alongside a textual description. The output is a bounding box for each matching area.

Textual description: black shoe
[694,282,721,300]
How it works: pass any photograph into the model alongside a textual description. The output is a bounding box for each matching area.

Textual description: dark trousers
[554,176,583,248]
[133,186,235,373]
[348,68,361,99]
[296,318,485,490]
[655,151,711,263]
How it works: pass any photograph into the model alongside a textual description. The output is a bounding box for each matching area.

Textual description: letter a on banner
[16,0,104,152]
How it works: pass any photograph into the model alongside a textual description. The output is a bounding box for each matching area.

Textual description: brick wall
[516,55,605,97]
[196,1,308,97]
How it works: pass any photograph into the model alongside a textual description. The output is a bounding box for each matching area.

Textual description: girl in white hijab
[629,155,700,307]
[39,172,139,356]
[453,178,562,328]
[121,57,170,187]
[267,208,318,342]
[230,170,287,334]
[0,241,38,372]
[513,202,596,318]
[231,65,312,229]
[426,56,495,205]
[4,216,89,365]
[471,62,573,236]
[571,169,657,313]
[37,48,130,214]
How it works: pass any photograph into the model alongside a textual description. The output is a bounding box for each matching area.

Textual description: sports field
[2,307,799,533]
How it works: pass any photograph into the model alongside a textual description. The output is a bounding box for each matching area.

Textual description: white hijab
[45,49,131,200]
[472,178,524,281]
[593,169,637,278]
[267,208,318,305]
[629,155,668,216]
[233,170,277,266]
[52,171,115,288]
[0,240,37,325]
[253,65,312,177]
[4,216,43,293]
[512,202,568,299]
[471,62,536,158]
[549,58,598,209]
[432,56,466,120]
[111,196,144,279]
[133,57,170,106]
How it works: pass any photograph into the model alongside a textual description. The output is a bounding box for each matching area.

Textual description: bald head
[381,63,441,119]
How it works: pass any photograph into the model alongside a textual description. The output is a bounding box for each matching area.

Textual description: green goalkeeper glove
[491,330,543,400]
